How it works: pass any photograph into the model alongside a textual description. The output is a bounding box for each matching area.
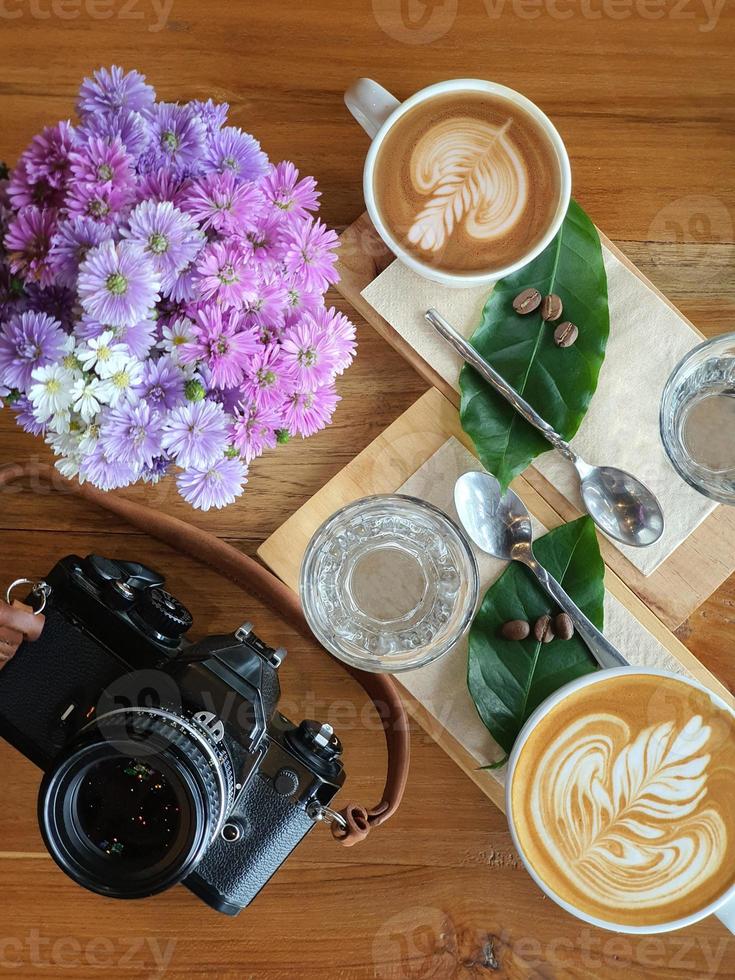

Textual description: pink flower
[4,206,58,287]
[310,305,357,374]
[180,171,263,236]
[280,384,340,438]
[230,400,281,463]
[283,217,339,292]
[180,304,259,389]
[262,162,320,219]
[194,240,258,309]
[280,318,341,390]
[239,344,295,408]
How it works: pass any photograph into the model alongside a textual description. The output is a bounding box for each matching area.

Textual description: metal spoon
[454,470,629,670]
[426,308,665,548]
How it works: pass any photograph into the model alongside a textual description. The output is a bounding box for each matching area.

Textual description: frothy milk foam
[510,673,735,927]
[373,92,562,275]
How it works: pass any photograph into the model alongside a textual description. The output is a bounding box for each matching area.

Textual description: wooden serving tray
[258,388,734,813]
[332,213,735,630]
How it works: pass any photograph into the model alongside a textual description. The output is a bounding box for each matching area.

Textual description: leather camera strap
[0,461,410,846]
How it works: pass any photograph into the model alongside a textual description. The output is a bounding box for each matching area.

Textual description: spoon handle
[425,309,577,464]
[524,557,629,669]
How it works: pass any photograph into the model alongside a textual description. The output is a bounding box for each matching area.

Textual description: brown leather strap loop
[0,462,410,844]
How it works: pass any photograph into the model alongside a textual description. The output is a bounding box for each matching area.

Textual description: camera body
[0,555,345,915]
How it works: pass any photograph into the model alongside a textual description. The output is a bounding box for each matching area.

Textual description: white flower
[78,423,100,455]
[47,428,81,457]
[71,375,105,421]
[78,331,130,379]
[47,410,72,434]
[29,364,75,421]
[55,454,81,479]
[97,360,143,407]
[159,316,194,360]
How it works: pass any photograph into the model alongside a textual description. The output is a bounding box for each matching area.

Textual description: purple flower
[180,171,263,236]
[79,441,140,490]
[69,137,136,192]
[7,123,76,211]
[262,162,319,219]
[23,283,77,334]
[167,260,198,304]
[4,206,57,287]
[78,239,160,327]
[65,180,132,224]
[0,310,67,391]
[135,355,186,410]
[239,343,294,408]
[78,109,152,163]
[141,455,172,484]
[283,217,339,293]
[280,317,343,390]
[203,126,267,182]
[180,305,259,389]
[100,401,163,467]
[48,216,113,289]
[194,240,257,309]
[177,457,247,511]
[230,400,280,463]
[281,384,340,438]
[12,394,46,435]
[78,66,155,118]
[135,167,189,207]
[161,399,229,468]
[147,103,206,173]
[123,201,204,293]
[191,99,229,136]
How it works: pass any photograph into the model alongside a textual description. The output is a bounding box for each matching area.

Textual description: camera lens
[38,708,234,900]
[75,758,183,868]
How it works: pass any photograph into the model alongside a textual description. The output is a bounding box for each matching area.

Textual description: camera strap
[0,461,410,847]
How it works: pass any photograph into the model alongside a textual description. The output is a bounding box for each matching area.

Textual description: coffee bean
[554,321,578,348]
[500,619,531,641]
[533,614,555,644]
[512,288,542,315]
[554,613,574,640]
[540,294,563,322]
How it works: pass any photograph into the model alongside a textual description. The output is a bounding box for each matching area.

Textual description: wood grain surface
[0,2,734,977]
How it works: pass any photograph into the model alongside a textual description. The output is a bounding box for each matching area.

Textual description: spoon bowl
[577,463,665,548]
[454,470,629,669]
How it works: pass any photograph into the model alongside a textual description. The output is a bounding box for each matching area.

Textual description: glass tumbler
[660,332,735,505]
[299,495,479,673]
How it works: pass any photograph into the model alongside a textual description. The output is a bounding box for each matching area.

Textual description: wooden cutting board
[258,387,733,813]
[331,212,735,630]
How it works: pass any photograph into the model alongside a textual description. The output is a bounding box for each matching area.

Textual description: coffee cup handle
[716,895,735,934]
[344,78,400,139]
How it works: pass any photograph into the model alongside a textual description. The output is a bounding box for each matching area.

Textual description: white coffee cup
[505,666,735,935]
[344,77,572,289]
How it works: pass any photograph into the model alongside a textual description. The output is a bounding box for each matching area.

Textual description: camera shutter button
[273,768,299,796]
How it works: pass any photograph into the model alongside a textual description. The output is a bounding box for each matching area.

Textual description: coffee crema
[373,92,562,275]
[510,673,735,927]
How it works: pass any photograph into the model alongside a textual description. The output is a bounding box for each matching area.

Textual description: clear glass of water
[299,495,479,673]
[660,332,735,504]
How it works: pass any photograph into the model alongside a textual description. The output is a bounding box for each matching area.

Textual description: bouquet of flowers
[0,66,356,510]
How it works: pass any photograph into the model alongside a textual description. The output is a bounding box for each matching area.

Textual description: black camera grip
[0,461,410,846]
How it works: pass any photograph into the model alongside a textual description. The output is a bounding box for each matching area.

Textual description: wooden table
[0,3,733,976]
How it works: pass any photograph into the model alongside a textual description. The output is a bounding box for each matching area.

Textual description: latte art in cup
[510,673,735,928]
[373,92,564,276]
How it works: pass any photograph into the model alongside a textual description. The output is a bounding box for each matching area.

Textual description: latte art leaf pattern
[407,117,527,253]
[530,714,727,911]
